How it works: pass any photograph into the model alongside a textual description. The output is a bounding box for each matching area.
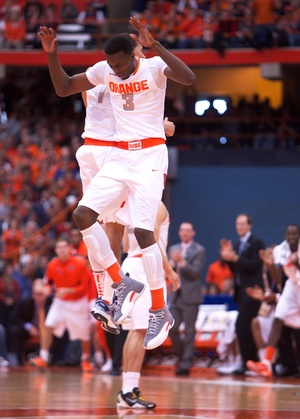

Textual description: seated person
[205,253,234,294]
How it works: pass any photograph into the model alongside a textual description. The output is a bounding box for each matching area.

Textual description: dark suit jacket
[227,234,264,305]
[168,241,206,305]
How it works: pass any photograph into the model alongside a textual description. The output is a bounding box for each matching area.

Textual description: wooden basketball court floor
[0,366,299,419]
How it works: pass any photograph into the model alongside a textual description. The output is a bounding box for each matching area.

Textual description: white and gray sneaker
[143,305,174,350]
[112,275,146,324]
[91,297,120,335]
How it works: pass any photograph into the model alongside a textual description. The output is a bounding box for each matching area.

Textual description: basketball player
[30,236,93,372]
[38,17,195,350]
[80,37,175,337]
[118,201,180,409]
[246,224,300,377]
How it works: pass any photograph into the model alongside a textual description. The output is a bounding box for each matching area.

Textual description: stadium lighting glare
[195,100,210,116]
[213,99,227,114]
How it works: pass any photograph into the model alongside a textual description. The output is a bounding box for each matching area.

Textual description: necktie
[238,240,244,255]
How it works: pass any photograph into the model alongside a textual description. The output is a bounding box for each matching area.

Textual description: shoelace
[147,310,165,335]
[114,283,126,310]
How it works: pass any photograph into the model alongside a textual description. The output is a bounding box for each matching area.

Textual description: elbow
[184,72,196,86]
[55,89,69,97]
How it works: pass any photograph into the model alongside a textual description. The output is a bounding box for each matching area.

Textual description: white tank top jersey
[82,84,116,141]
[86,56,168,141]
[126,209,170,258]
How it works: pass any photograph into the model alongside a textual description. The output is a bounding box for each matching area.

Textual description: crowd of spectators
[0,0,300,51]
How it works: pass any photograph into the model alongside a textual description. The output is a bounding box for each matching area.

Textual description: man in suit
[7,279,52,365]
[168,222,206,376]
[220,213,265,374]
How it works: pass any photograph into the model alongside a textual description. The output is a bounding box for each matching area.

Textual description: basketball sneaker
[143,305,174,350]
[246,359,272,378]
[112,275,145,324]
[91,297,120,335]
[117,387,156,409]
[81,360,94,373]
[29,356,48,370]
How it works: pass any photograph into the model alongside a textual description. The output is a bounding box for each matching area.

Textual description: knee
[134,228,155,248]
[73,205,98,229]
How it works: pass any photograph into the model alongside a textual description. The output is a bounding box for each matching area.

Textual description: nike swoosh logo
[152,169,159,172]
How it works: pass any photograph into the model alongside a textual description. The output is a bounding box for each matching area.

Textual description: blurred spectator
[7,278,52,365]
[0,323,9,369]
[252,99,277,150]
[59,0,79,24]
[177,9,204,49]
[277,108,297,149]
[1,216,23,263]
[205,252,234,294]
[217,9,239,48]
[77,1,105,48]
[251,0,278,50]
[12,255,33,298]
[206,282,219,295]
[236,6,254,48]
[0,261,20,330]
[0,7,26,49]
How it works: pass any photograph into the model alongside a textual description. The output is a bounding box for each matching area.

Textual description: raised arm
[38,26,95,97]
[129,16,196,86]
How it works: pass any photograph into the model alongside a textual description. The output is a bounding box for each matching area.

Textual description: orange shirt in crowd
[2,228,23,261]
[205,259,234,293]
[4,19,26,41]
[45,256,90,300]
[252,0,277,25]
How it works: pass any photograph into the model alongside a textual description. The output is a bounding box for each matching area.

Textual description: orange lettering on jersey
[124,84,133,94]
[118,84,126,94]
[109,80,149,94]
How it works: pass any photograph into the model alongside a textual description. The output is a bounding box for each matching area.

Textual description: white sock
[122,371,140,394]
[40,349,50,363]
[81,352,90,362]
[258,348,265,361]
[94,351,104,366]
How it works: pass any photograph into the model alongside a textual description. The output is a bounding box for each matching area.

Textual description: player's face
[107,51,136,80]
[285,226,300,246]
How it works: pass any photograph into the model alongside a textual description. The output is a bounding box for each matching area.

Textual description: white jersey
[86,56,168,141]
[81,84,116,141]
[273,240,293,266]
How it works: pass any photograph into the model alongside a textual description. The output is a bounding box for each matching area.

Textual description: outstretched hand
[38,26,58,53]
[129,16,156,48]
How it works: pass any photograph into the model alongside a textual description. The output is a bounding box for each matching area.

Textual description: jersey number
[122,93,134,111]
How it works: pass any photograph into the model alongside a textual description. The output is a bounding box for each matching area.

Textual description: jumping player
[38,17,195,350]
